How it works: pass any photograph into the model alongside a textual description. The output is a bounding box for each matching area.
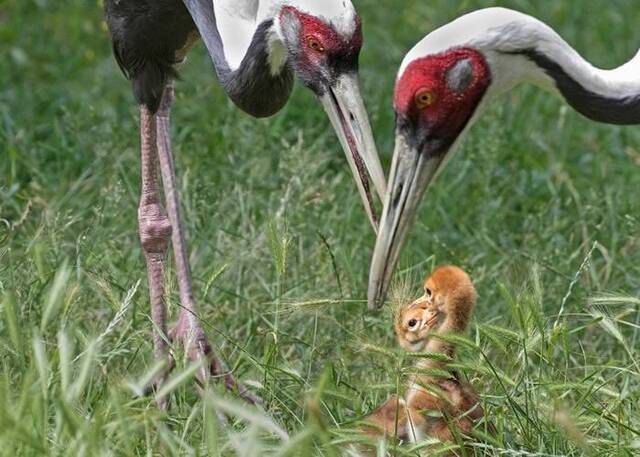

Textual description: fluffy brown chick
[418,265,477,336]
[399,266,492,452]
[359,395,409,438]
[359,266,491,455]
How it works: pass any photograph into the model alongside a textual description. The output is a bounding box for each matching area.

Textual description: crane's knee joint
[138,203,172,255]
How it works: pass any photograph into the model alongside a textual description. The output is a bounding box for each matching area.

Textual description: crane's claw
[140,318,263,410]
[171,316,263,406]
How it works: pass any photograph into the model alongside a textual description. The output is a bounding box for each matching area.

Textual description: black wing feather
[104,0,194,112]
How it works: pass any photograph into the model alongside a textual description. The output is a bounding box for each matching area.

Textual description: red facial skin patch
[394,48,491,140]
[280,6,362,65]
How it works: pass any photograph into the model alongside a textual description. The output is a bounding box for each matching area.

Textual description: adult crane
[368,7,640,309]
[104,0,386,406]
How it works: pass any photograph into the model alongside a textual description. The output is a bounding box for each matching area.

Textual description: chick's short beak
[425,311,440,330]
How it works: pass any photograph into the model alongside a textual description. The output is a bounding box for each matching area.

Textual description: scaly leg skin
[155,83,261,406]
[138,105,174,411]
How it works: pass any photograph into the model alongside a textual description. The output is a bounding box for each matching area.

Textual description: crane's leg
[155,83,261,405]
[138,105,173,411]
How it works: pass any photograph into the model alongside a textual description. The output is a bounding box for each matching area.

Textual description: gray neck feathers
[182,0,230,77]
[517,48,640,125]
[493,21,640,127]
[221,20,294,118]
[182,0,294,118]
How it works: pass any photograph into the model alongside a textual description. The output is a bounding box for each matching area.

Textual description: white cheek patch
[285,0,358,38]
[267,30,288,75]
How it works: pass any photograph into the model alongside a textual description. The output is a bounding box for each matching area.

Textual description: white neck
[212,0,274,71]
[482,10,639,98]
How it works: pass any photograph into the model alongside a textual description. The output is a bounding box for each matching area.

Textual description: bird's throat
[418,309,469,370]
[266,29,289,76]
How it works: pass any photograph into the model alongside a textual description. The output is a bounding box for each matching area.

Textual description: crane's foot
[143,315,262,407]
[169,314,263,406]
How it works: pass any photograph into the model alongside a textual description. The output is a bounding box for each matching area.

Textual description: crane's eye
[425,288,432,298]
[306,36,325,52]
[408,319,418,328]
[415,88,435,109]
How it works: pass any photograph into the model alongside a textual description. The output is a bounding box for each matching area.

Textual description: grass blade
[70,339,98,400]
[32,329,49,399]
[209,393,289,441]
[40,260,70,332]
[57,331,72,395]
[2,292,22,353]
[155,360,205,400]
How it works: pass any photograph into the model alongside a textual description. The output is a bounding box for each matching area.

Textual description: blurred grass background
[1,0,639,455]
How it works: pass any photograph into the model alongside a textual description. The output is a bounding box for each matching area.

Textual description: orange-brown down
[362,266,493,454]
[357,395,426,456]
[359,395,409,438]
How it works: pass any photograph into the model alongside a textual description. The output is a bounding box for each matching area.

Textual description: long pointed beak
[368,131,447,309]
[320,74,387,233]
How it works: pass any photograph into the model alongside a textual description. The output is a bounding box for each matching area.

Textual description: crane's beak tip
[367,282,385,311]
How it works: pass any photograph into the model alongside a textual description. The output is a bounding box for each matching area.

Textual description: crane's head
[184,0,385,231]
[368,47,491,308]
[277,1,361,90]
[275,0,386,230]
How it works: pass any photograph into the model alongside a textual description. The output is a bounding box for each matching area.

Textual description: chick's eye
[415,88,435,109]
[425,288,432,297]
[408,319,418,328]
[306,36,325,52]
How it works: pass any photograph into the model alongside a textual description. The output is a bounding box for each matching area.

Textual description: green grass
[1,0,640,455]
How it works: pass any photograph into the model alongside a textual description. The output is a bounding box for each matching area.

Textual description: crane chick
[360,266,491,455]
[399,266,492,452]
